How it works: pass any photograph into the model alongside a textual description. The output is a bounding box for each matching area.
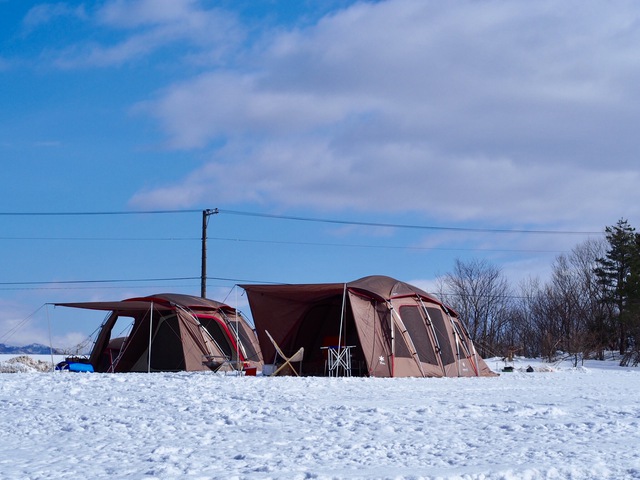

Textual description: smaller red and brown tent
[56,293,263,373]
[241,275,495,378]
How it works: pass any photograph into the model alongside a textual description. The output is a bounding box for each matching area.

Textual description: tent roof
[55,293,232,314]
[348,275,439,302]
[240,275,452,312]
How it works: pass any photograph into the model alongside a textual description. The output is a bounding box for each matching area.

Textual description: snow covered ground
[1,356,640,480]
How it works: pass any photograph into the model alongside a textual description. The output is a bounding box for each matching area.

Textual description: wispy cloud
[35,0,244,68]
[22,3,87,34]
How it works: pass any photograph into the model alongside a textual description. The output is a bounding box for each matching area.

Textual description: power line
[1,207,605,235]
[0,276,200,286]
[219,209,604,235]
[0,275,277,289]
[0,209,199,216]
[207,236,567,253]
[0,236,198,241]
[0,284,201,291]
[0,235,567,253]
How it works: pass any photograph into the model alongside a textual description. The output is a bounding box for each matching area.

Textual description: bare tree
[513,238,608,365]
[569,238,610,359]
[438,258,513,358]
[510,276,544,358]
[438,239,607,365]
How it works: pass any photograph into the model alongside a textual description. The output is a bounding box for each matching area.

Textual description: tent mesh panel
[200,318,234,359]
[399,306,438,365]
[426,307,455,366]
[151,315,185,371]
[236,323,260,361]
[393,331,412,358]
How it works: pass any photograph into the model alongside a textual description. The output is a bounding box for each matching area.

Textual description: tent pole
[450,315,462,377]
[235,285,240,374]
[446,310,476,376]
[417,296,446,376]
[389,303,395,377]
[452,317,480,376]
[466,325,481,377]
[148,302,153,373]
[337,283,347,375]
[338,283,346,348]
[46,304,55,372]
[389,304,425,377]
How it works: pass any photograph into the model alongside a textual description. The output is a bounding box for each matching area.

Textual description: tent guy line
[0,208,604,235]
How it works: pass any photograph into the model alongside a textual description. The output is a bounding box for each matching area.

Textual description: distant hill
[0,343,64,355]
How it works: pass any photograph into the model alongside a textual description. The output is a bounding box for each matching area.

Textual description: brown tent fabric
[240,276,495,378]
[56,293,263,373]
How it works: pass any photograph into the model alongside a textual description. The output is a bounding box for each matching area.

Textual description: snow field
[1,360,640,479]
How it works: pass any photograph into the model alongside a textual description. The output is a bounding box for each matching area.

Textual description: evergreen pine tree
[594,219,640,357]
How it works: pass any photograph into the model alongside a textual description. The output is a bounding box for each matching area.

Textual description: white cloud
[97,0,202,28]
[22,3,87,33]
[38,0,243,68]
[126,0,640,228]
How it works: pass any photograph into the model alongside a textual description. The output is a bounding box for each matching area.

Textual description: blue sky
[2,0,640,348]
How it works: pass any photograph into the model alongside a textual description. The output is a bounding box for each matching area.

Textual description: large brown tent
[241,275,495,377]
[56,293,263,373]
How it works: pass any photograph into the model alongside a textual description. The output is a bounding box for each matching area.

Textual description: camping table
[321,345,355,377]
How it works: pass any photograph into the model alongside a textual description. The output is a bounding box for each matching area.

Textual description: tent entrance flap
[288,295,365,376]
[347,291,392,377]
[390,304,426,377]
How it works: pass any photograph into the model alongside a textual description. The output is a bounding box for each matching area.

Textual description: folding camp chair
[264,330,304,376]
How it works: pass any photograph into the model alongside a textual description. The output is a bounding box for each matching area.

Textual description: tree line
[437,219,640,366]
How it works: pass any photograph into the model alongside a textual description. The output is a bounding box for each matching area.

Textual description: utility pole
[201,208,219,298]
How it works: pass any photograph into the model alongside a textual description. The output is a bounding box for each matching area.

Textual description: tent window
[399,306,438,365]
[200,318,234,359]
[109,315,134,341]
[234,323,260,361]
[151,315,185,371]
[426,307,455,365]
[393,333,412,358]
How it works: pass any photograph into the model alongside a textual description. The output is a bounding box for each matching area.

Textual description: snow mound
[516,364,556,373]
[0,355,53,373]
